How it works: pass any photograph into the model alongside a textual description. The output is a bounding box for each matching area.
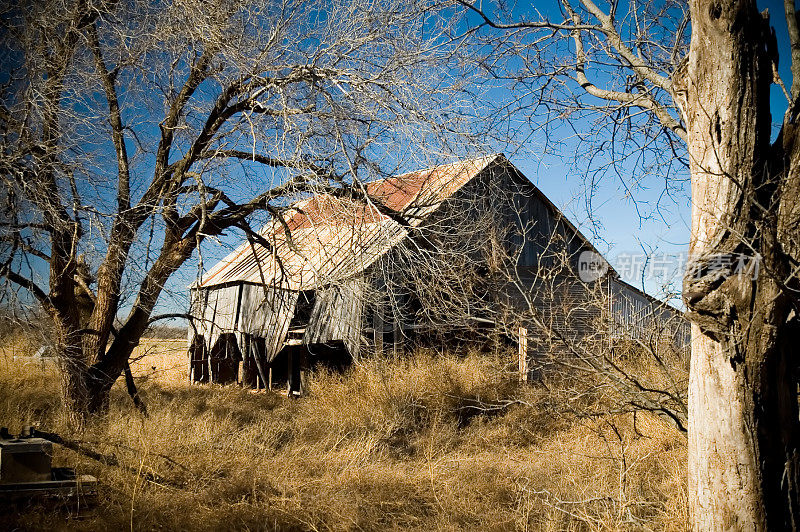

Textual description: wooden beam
[373,305,384,353]
[518,326,528,383]
[393,318,401,356]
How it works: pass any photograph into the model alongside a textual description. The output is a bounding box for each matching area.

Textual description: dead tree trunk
[679,1,800,529]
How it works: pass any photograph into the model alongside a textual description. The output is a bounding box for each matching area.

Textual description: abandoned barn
[187,154,687,391]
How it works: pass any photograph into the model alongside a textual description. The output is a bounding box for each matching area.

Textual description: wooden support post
[393,319,401,356]
[518,327,528,383]
[287,350,294,395]
[299,349,307,395]
[287,349,302,397]
[252,349,268,391]
[373,306,384,353]
[268,367,273,391]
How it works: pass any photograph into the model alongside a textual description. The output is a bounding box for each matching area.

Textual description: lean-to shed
[187,154,687,390]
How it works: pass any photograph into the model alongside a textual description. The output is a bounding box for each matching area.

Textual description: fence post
[518,326,528,383]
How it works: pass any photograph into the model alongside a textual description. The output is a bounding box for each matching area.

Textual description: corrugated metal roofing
[195,154,500,291]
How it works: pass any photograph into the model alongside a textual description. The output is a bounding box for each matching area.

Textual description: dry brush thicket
[1,336,687,531]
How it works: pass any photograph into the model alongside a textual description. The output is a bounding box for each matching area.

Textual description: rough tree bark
[678,1,800,528]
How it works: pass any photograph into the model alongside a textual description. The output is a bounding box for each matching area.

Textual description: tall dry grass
[0,347,687,531]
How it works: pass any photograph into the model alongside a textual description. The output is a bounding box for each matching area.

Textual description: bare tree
[453,0,800,528]
[0,0,477,420]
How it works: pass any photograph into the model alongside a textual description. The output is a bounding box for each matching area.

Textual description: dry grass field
[128,337,191,385]
[0,332,688,531]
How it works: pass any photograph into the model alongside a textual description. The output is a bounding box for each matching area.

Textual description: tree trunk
[61,366,114,419]
[56,238,196,421]
[681,1,800,529]
[59,332,142,421]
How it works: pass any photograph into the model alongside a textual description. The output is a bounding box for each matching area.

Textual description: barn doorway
[188,334,208,383]
[267,340,353,395]
[209,333,241,385]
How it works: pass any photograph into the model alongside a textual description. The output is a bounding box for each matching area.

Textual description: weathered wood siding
[608,277,689,346]
[609,278,651,337]
[303,278,366,359]
[189,283,299,364]
[439,161,588,271]
[238,283,299,363]
[190,284,240,352]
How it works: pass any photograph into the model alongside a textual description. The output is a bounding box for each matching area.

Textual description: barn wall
[355,162,611,348]
[390,162,687,353]
[238,283,299,363]
[303,278,366,359]
[188,283,299,366]
[609,277,650,336]
[188,284,240,352]
[608,277,689,347]
[498,268,606,348]
[440,163,587,271]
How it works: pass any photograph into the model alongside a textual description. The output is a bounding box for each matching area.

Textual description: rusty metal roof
[195,154,500,290]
